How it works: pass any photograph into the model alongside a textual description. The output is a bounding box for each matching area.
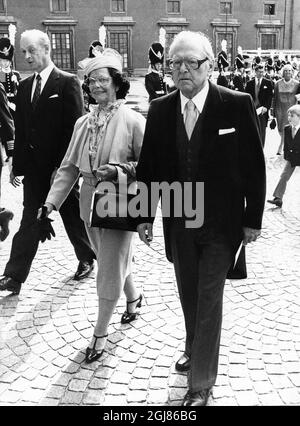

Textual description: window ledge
[0,16,16,23]
[255,19,283,27]
[42,18,78,25]
[158,17,189,25]
[102,16,136,25]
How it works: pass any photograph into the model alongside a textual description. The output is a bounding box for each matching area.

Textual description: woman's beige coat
[46,104,145,223]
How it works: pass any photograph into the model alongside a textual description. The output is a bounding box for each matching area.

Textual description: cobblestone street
[0,79,300,406]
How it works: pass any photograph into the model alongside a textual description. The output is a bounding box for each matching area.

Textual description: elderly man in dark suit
[245,64,274,147]
[0,29,95,295]
[0,82,15,241]
[136,31,266,406]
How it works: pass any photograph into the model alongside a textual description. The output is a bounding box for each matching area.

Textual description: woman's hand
[96,164,118,181]
[37,202,54,219]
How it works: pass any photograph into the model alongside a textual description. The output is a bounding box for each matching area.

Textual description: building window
[220,2,232,15]
[0,0,6,13]
[50,32,73,69]
[167,1,181,14]
[109,32,129,68]
[0,29,8,38]
[111,0,125,12]
[264,3,276,16]
[261,33,276,49]
[51,0,68,13]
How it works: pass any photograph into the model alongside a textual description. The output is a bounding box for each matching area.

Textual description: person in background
[0,29,95,296]
[245,64,274,148]
[79,41,104,111]
[88,40,104,58]
[0,37,21,119]
[216,39,229,88]
[265,56,275,81]
[0,81,15,241]
[145,42,169,102]
[268,105,300,208]
[273,63,300,155]
[42,49,145,364]
[136,30,266,406]
[232,46,246,92]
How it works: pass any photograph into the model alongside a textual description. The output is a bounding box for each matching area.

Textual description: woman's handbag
[89,184,139,232]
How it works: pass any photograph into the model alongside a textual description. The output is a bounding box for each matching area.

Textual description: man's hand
[137,223,153,247]
[96,164,118,181]
[7,157,21,188]
[243,227,261,245]
[8,160,21,188]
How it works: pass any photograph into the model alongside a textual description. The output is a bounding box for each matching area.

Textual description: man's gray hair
[169,31,215,63]
[21,29,51,51]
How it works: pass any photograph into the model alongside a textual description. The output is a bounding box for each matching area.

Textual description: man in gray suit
[136,31,266,406]
[0,29,95,295]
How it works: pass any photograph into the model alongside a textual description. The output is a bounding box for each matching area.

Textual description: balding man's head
[20,29,52,73]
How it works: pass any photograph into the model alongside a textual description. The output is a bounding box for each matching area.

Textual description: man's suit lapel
[200,82,227,158]
[164,90,179,175]
[33,67,60,110]
[25,74,35,111]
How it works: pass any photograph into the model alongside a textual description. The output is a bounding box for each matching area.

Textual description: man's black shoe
[0,276,21,295]
[74,261,94,281]
[267,197,283,208]
[175,353,191,372]
[182,388,212,406]
[0,209,14,241]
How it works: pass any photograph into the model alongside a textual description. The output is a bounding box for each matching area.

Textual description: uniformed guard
[145,42,168,102]
[0,37,21,118]
[232,46,246,92]
[265,56,275,81]
[216,39,229,88]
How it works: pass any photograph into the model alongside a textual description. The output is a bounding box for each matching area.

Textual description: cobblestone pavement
[0,80,300,406]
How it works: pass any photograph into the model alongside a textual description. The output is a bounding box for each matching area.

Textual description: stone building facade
[0,0,299,75]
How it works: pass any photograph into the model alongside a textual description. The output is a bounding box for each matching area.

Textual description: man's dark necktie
[255,79,260,106]
[32,74,41,109]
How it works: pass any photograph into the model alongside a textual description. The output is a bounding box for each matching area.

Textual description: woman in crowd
[273,63,300,155]
[42,49,145,363]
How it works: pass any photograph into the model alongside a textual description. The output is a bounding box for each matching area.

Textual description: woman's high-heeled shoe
[121,294,143,324]
[85,334,108,364]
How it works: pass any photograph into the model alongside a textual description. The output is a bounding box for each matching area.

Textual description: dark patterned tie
[32,74,41,109]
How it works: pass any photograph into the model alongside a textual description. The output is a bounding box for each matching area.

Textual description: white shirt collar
[293,123,300,132]
[35,61,55,85]
[180,81,209,115]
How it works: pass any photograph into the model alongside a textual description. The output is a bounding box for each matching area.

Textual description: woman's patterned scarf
[87,99,125,167]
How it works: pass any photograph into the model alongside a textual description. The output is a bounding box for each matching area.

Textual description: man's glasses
[169,57,208,71]
[86,77,111,86]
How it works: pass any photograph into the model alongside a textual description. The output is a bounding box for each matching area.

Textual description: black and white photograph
[0,0,299,410]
